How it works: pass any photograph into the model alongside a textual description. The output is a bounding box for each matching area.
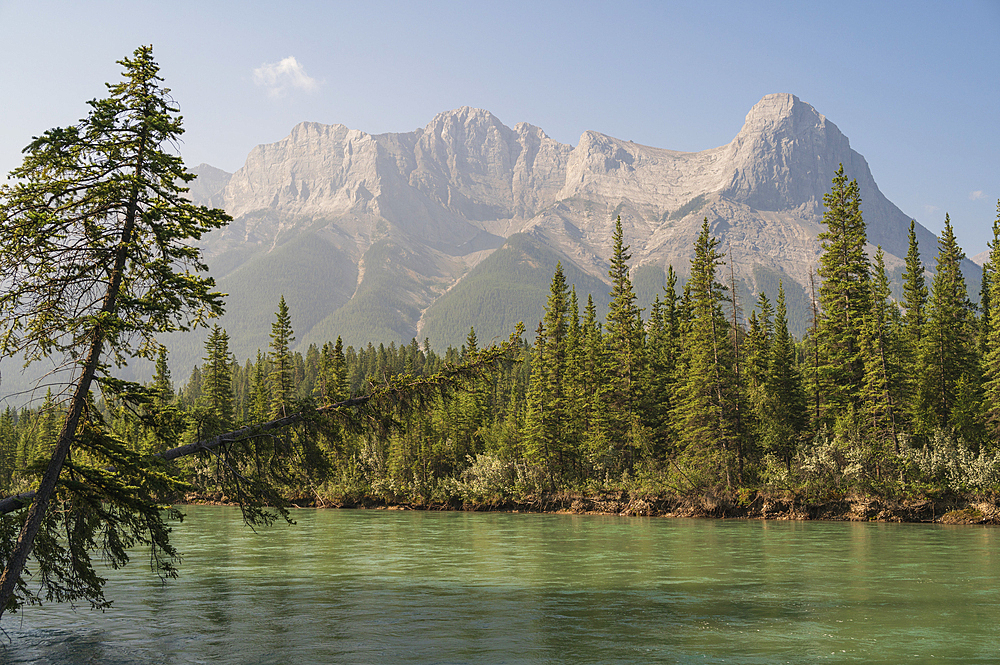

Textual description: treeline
[4,168,1000,505]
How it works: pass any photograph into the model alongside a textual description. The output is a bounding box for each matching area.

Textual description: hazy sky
[1,0,997,255]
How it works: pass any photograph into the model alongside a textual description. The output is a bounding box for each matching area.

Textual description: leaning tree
[0,46,230,616]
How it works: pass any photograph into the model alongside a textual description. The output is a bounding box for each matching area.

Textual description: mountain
[173,94,977,375]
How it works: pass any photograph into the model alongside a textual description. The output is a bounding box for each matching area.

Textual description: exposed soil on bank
[181,490,1000,525]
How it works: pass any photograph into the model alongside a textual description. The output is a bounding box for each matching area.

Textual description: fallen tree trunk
[0,327,524,517]
[0,395,372,516]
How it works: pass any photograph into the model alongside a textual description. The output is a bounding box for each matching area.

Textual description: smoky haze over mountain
[4,94,978,399]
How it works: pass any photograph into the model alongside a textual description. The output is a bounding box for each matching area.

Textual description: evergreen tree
[525,263,572,487]
[0,46,228,614]
[641,267,682,455]
[0,408,15,490]
[816,164,870,421]
[900,220,928,428]
[319,337,349,405]
[200,324,235,432]
[861,248,901,452]
[248,351,270,425]
[918,214,981,442]
[762,282,807,467]
[579,294,611,472]
[604,216,643,471]
[674,219,737,486]
[462,327,479,360]
[152,346,173,407]
[269,296,296,418]
[981,202,1000,442]
[744,293,773,461]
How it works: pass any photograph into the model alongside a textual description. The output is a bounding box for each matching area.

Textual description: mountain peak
[723,94,855,211]
[426,106,504,128]
[738,93,829,137]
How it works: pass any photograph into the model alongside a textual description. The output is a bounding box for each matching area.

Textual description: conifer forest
[4,170,1000,522]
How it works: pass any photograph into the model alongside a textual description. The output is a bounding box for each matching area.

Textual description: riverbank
[181,489,1000,525]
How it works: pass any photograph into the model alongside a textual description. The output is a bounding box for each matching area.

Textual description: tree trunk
[0,126,148,616]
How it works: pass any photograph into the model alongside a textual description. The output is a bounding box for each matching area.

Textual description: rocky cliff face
[182,94,964,366]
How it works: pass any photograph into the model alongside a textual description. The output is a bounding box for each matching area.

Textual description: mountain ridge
[174,93,977,374]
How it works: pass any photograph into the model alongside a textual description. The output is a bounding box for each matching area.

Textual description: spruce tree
[918,214,981,442]
[816,164,871,421]
[674,219,736,486]
[580,294,611,471]
[763,282,807,468]
[900,220,928,428]
[981,202,1000,442]
[201,324,235,432]
[152,347,174,407]
[248,351,270,425]
[743,293,773,461]
[269,296,296,419]
[525,263,572,486]
[605,216,643,472]
[524,321,555,489]
[860,248,901,452]
[0,46,229,614]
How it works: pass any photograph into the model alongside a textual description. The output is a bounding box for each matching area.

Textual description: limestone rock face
[186,94,961,362]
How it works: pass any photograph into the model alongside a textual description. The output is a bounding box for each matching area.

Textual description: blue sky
[1,0,997,255]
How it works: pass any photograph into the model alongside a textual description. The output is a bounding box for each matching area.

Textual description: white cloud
[970,190,984,200]
[253,56,319,97]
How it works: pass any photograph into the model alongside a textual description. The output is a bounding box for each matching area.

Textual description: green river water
[2,506,998,664]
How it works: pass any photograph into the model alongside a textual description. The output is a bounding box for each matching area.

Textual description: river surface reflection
[3,506,999,663]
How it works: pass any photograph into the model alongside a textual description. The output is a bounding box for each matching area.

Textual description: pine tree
[579,294,611,472]
[462,327,479,360]
[525,263,572,487]
[269,296,296,419]
[201,324,235,432]
[674,219,736,486]
[604,216,643,472]
[319,337,349,405]
[900,220,928,429]
[744,292,773,461]
[152,346,173,407]
[248,351,270,425]
[981,202,1000,442]
[918,214,981,442]
[524,321,555,489]
[0,408,16,490]
[762,282,807,468]
[816,164,871,421]
[861,248,901,452]
[0,47,229,613]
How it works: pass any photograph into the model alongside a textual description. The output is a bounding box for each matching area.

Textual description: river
[3,506,998,663]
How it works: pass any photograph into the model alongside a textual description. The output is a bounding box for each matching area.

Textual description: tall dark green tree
[816,164,870,421]
[900,220,928,428]
[604,216,643,471]
[762,282,806,467]
[269,296,296,419]
[980,202,1000,442]
[917,214,981,442]
[525,263,573,487]
[578,294,611,470]
[674,219,737,486]
[200,324,235,433]
[861,248,901,452]
[0,46,229,616]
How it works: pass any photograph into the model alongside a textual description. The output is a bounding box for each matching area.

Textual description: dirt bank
[182,490,1000,524]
